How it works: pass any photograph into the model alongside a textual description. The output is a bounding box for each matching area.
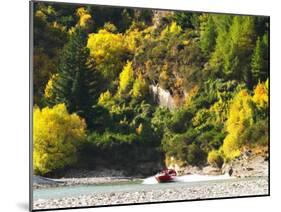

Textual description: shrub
[168,108,193,133]
[207,150,224,168]
[252,81,268,109]
[132,73,149,99]
[33,104,86,175]
[239,118,268,147]
[186,143,206,166]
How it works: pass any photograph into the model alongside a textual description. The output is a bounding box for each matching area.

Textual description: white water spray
[142,173,234,185]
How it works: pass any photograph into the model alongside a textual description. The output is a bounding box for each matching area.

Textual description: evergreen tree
[251,34,269,84]
[200,15,217,56]
[210,16,256,85]
[51,27,101,126]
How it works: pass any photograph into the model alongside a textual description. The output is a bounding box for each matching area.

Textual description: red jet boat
[155,169,177,183]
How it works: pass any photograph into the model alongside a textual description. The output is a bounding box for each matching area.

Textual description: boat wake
[142,176,159,184]
[142,173,234,185]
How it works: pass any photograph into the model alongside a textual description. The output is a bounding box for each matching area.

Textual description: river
[34,174,241,200]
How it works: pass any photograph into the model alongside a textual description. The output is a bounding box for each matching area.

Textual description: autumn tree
[118,61,135,95]
[221,90,254,160]
[33,104,86,175]
[87,28,132,85]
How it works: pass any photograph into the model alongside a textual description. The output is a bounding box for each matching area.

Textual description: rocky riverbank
[169,148,269,178]
[33,148,268,189]
[33,169,142,189]
[33,177,268,210]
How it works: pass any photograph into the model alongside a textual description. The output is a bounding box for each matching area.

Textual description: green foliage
[162,128,206,166]
[168,108,193,133]
[199,15,217,55]
[50,27,101,127]
[33,104,86,175]
[151,107,172,135]
[239,118,268,147]
[173,12,200,29]
[33,2,269,173]
[251,34,269,84]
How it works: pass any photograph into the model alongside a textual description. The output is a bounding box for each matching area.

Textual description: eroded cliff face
[150,85,175,109]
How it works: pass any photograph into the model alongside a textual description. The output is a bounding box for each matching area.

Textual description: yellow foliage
[161,21,182,38]
[207,150,224,168]
[103,22,117,33]
[159,64,169,82]
[119,61,134,94]
[98,90,114,108]
[184,86,199,107]
[136,123,143,135]
[170,21,182,34]
[132,73,148,98]
[125,28,142,52]
[252,81,268,109]
[87,29,127,64]
[44,74,58,99]
[33,104,86,175]
[222,89,254,160]
[209,99,229,124]
[35,10,47,20]
[76,7,92,27]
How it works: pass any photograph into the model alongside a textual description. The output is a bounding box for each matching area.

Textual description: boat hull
[155,175,175,183]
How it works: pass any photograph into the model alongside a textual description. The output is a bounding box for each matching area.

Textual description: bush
[33,104,86,175]
[186,143,206,166]
[168,108,193,133]
[207,150,224,168]
[239,118,268,147]
[162,128,206,166]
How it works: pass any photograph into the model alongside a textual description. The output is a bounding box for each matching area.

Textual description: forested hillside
[33,2,269,176]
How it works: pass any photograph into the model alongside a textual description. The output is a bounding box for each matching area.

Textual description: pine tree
[251,33,268,84]
[210,16,256,85]
[200,15,217,55]
[51,27,101,126]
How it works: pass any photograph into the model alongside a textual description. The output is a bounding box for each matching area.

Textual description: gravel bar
[33,177,268,210]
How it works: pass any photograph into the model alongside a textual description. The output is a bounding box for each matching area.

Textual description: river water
[33,174,239,200]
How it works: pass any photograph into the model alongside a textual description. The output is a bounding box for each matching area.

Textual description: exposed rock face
[150,85,175,109]
[221,150,269,178]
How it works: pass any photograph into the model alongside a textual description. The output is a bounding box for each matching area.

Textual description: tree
[252,81,268,109]
[118,61,135,95]
[51,27,101,126]
[87,29,132,83]
[33,104,86,175]
[209,16,256,85]
[221,90,254,160]
[251,34,269,84]
[199,15,217,55]
[76,7,92,28]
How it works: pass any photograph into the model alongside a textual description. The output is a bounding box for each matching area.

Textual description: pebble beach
[33,177,268,210]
